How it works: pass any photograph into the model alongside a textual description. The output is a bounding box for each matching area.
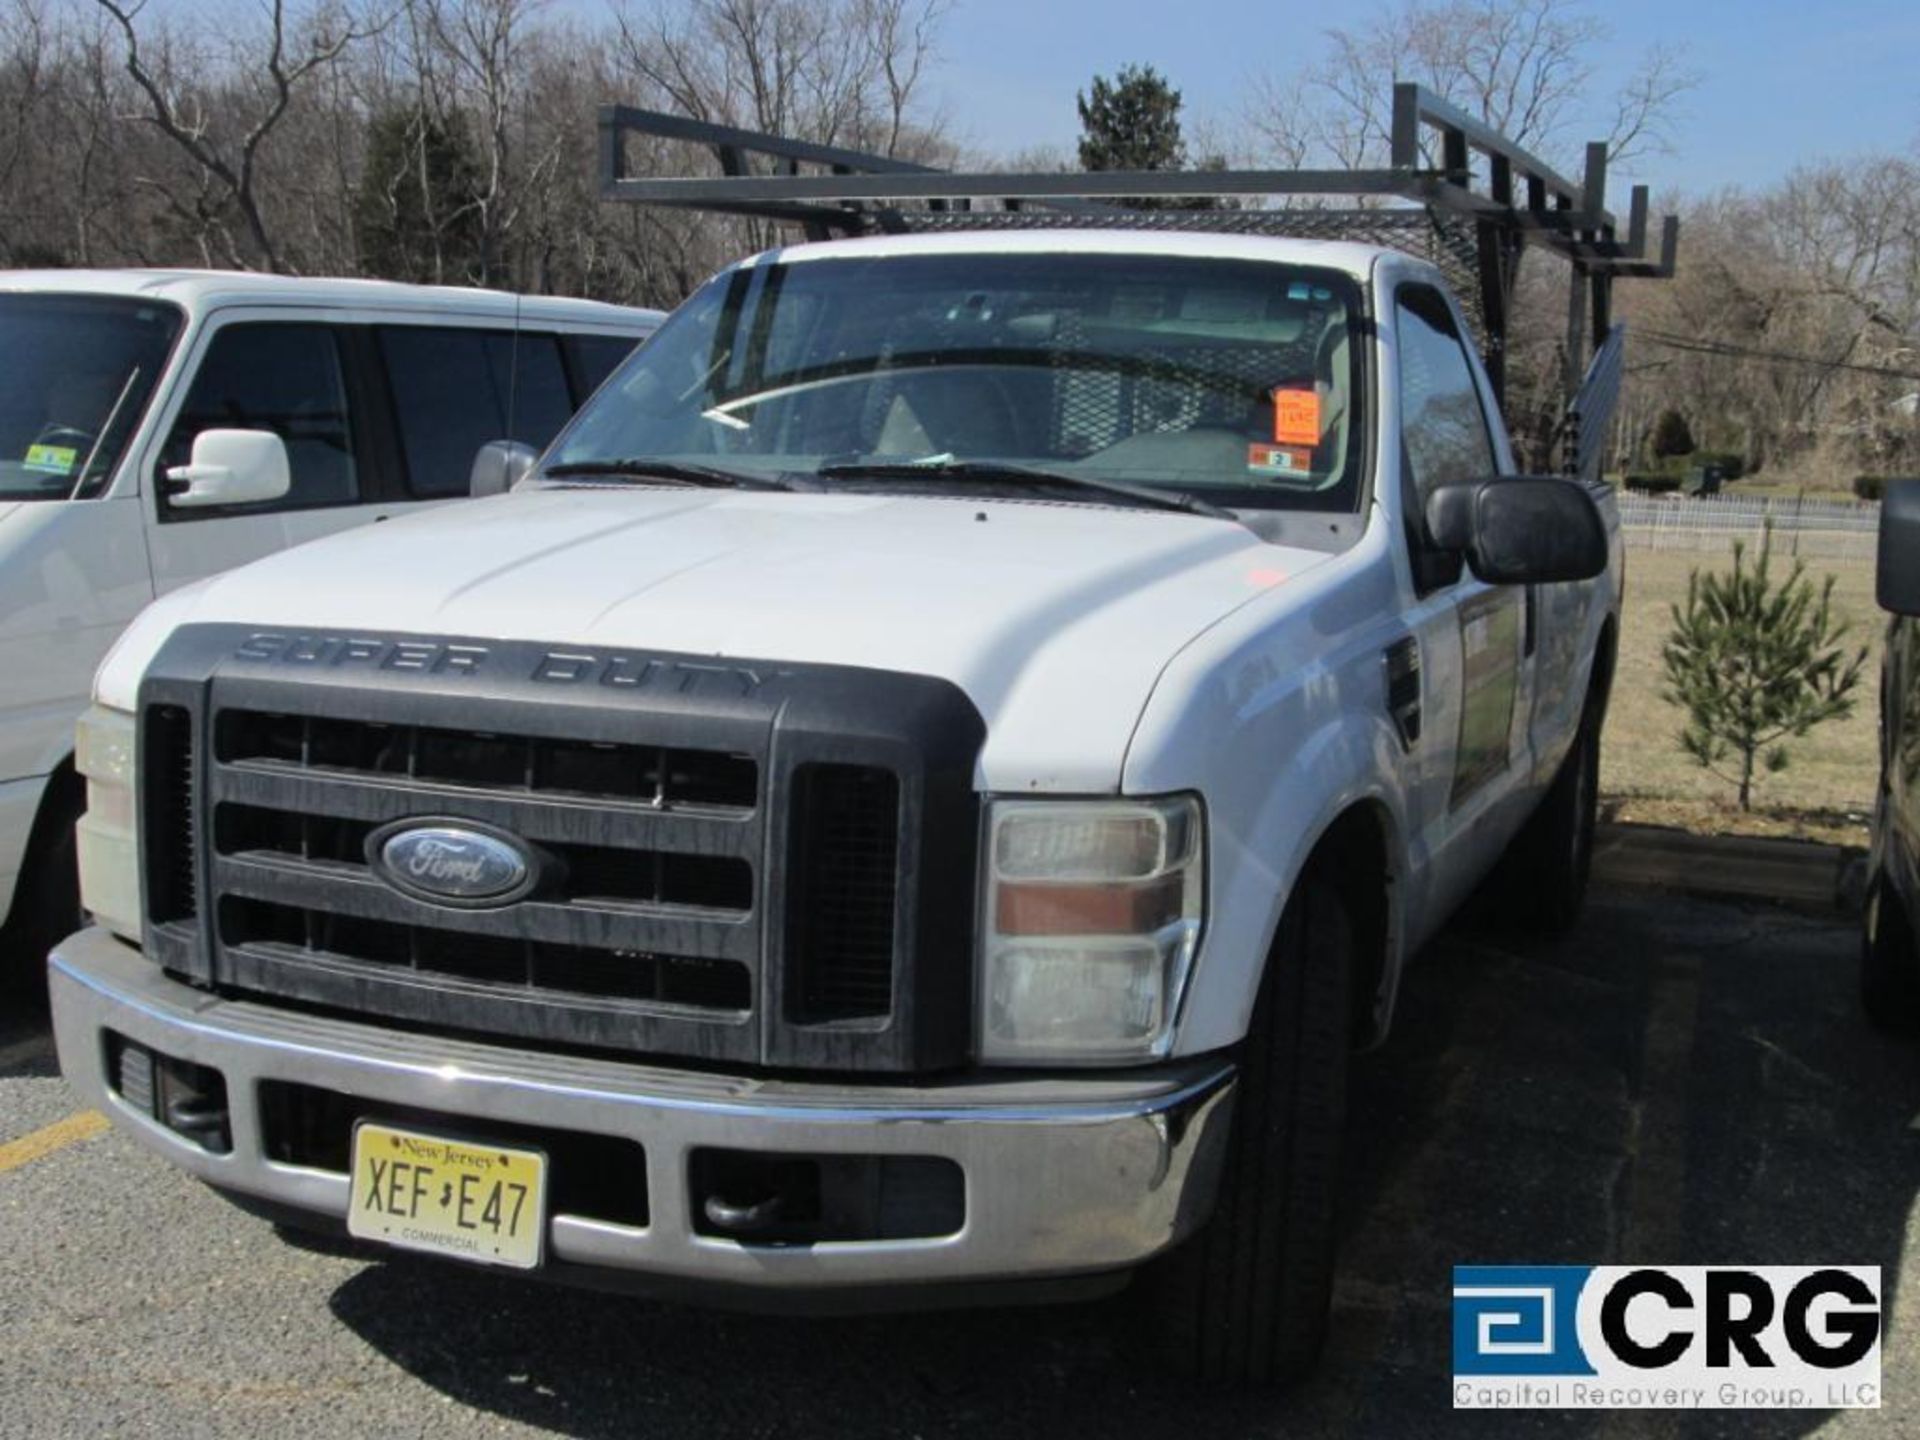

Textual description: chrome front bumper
[50,928,1235,1300]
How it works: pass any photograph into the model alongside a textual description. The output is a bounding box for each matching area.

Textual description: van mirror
[165,429,291,509]
[1425,475,1609,586]
[1878,479,1920,616]
[470,440,539,497]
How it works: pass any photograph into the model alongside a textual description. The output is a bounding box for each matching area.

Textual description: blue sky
[925,0,1920,196]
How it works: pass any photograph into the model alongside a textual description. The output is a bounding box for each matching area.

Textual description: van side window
[162,323,358,513]
[568,335,642,397]
[1395,286,1497,507]
[379,328,573,498]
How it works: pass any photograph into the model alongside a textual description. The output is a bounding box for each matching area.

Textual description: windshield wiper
[542,459,809,492]
[815,458,1237,521]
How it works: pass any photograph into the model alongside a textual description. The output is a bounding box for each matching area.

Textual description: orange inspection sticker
[1272,387,1321,446]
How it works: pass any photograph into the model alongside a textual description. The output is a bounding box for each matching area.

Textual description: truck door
[1391,283,1534,931]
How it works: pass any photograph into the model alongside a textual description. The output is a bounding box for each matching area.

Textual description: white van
[0,269,661,984]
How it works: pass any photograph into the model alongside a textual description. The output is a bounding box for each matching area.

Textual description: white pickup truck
[49,101,1670,1386]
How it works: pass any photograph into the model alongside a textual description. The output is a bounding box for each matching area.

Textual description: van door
[1391,282,1537,934]
[142,316,403,596]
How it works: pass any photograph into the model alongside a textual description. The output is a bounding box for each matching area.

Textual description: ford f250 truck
[49,90,1678,1385]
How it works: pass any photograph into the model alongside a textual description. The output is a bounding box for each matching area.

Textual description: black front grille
[193,700,767,1060]
[138,628,985,1072]
[220,897,752,1009]
[788,765,901,1022]
[217,709,758,811]
[213,803,753,913]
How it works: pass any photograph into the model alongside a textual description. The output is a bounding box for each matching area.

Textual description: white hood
[98,486,1333,790]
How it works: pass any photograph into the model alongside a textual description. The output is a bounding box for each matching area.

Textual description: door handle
[1384,637,1421,749]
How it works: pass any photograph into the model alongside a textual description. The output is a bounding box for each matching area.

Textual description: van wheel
[1861,872,1920,1034]
[2,780,83,1006]
[1498,706,1599,934]
[1128,868,1352,1387]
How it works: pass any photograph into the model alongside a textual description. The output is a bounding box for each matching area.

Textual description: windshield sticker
[1272,387,1321,446]
[23,443,78,474]
[1248,442,1313,478]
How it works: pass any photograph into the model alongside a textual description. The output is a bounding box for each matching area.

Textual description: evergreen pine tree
[356,106,485,285]
[1076,64,1197,210]
[1660,526,1867,809]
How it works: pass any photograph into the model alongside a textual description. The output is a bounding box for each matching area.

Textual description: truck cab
[0,271,660,989]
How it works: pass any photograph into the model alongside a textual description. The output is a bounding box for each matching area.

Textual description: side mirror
[1878,479,1920,616]
[1425,475,1609,586]
[469,440,539,498]
[165,429,291,509]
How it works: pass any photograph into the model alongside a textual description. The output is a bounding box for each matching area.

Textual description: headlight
[75,704,141,944]
[977,795,1203,1064]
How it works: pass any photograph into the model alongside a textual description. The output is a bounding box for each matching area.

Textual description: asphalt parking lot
[3,884,1917,1438]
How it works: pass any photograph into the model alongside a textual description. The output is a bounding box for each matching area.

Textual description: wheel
[1,780,83,1007]
[1861,871,1920,1034]
[1127,867,1353,1387]
[1497,705,1600,935]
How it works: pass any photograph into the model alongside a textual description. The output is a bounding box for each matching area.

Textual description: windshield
[0,294,184,502]
[548,252,1365,512]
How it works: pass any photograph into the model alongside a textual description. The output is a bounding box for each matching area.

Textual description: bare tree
[1618,157,1920,480]
[0,0,49,240]
[613,0,945,155]
[0,0,953,302]
[402,0,538,283]
[1249,0,1698,173]
[93,0,379,270]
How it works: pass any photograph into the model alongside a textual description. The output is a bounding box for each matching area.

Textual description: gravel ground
[2,885,1917,1438]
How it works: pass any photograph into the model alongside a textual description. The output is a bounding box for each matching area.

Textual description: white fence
[1617,492,1880,562]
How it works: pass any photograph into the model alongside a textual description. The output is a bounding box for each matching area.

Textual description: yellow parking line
[0,1110,109,1174]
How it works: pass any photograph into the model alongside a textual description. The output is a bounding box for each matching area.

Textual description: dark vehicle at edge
[1865,478,1920,1027]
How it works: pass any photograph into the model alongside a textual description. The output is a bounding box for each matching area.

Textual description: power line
[1637,328,1920,384]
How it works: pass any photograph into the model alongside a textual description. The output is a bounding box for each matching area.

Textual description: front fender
[1176,712,1413,1056]
[1121,533,1424,1058]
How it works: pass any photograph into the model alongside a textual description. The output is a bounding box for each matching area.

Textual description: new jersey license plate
[347,1122,546,1269]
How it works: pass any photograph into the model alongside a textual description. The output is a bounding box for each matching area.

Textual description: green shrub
[1625,473,1683,495]
[1692,450,1747,481]
[1855,476,1887,501]
[1661,526,1868,810]
[1650,409,1696,459]
[1653,450,1745,480]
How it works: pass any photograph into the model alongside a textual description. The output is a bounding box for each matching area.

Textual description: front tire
[1,781,82,1007]
[1129,868,1353,1387]
[1499,705,1600,934]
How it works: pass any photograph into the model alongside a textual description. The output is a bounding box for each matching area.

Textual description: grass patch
[1600,549,1882,843]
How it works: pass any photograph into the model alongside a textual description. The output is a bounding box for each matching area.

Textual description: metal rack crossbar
[599,84,1679,456]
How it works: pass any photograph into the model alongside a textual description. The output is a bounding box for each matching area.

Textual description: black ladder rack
[598,83,1679,455]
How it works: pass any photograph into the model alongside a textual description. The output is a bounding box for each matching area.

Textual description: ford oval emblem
[370,822,535,906]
